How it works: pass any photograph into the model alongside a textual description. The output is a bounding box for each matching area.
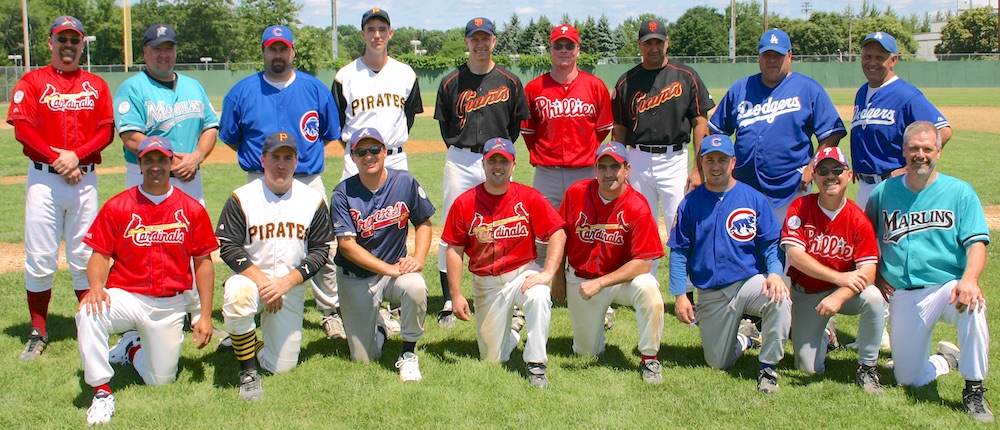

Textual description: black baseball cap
[144,24,177,47]
[362,8,390,27]
[466,17,495,37]
[638,19,667,42]
[263,131,298,154]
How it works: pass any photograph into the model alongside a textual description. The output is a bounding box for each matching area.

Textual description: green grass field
[0,90,998,428]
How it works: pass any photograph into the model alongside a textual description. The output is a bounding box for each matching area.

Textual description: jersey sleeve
[779,197,807,250]
[688,69,715,119]
[113,80,147,133]
[904,93,950,129]
[529,188,566,241]
[219,91,242,146]
[440,193,470,247]
[404,78,424,130]
[318,86,341,143]
[667,197,692,253]
[957,185,990,247]
[6,76,37,125]
[520,79,540,150]
[331,78,349,135]
[850,204,880,266]
[407,174,436,226]
[200,85,220,130]
[298,200,333,280]
[629,206,665,260]
[610,77,627,126]
[510,75,530,141]
[330,184,358,237]
[708,85,736,135]
[594,81,614,142]
[215,193,254,273]
[83,198,120,257]
[810,85,846,141]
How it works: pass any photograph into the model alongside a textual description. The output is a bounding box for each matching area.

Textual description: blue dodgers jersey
[850,78,949,175]
[668,181,781,290]
[709,72,845,208]
[220,71,340,174]
[866,174,990,289]
[331,169,437,277]
[114,72,219,163]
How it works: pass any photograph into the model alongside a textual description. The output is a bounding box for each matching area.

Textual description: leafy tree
[936,6,998,54]
[669,6,727,57]
[495,13,523,56]
[293,25,330,74]
[726,1,766,56]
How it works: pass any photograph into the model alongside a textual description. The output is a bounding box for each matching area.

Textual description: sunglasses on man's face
[552,42,576,51]
[352,145,384,157]
[56,36,82,45]
[815,166,847,176]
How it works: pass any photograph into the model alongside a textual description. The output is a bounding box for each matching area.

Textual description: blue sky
[296,0,976,31]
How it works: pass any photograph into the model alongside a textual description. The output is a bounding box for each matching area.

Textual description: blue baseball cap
[759,29,791,54]
[596,141,628,163]
[51,16,84,36]
[466,17,495,37]
[137,136,174,158]
[144,24,177,47]
[700,135,735,157]
[483,138,515,161]
[349,127,386,150]
[262,25,294,48]
[861,32,898,55]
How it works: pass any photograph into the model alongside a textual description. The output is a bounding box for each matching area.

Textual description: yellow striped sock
[231,331,259,362]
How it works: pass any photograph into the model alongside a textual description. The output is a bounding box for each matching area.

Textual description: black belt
[453,145,484,154]
[856,172,891,185]
[386,147,403,155]
[633,143,683,153]
[341,267,370,278]
[33,161,94,174]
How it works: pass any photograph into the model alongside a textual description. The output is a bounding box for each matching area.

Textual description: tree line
[1,0,995,73]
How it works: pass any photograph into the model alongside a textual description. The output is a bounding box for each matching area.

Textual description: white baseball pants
[566,271,664,357]
[222,274,308,374]
[472,263,552,364]
[437,147,486,272]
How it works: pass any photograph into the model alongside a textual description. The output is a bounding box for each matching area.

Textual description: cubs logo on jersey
[727,208,758,242]
[300,110,320,142]
[350,202,411,238]
[470,202,530,243]
[124,210,190,246]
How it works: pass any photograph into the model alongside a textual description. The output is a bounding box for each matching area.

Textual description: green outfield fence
[2,59,999,103]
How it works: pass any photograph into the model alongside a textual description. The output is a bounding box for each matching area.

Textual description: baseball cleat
[526,363,549,389]
[395,352,422,382]
[757,367,781,394]
[109,330,140,366]
[321,313,347,339]
[640,359,663,385]
[825,317,840,350]
[511,309,526,333]
[855,364,884,395]
[86,390,115,425]
[604,307,615,330]
[379,306,401,336]
[238,369,264,401]
[438,300,457,329]
[936,341,960,371]
[214,327,232,348]
[19,328,48,361]
[738,319,762,349]
[964,384,995,423]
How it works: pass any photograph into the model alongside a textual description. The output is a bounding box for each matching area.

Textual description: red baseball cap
[550,24,579,44]
[813,147,849,168]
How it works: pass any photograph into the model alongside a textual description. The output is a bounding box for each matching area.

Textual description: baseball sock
[94,384,111,396]
[760,363,776,371]
[74,289,89,302]
[641,354,657,362]
[439,271,452,304]
[402,341,416,355]
[26,290,52,336]
[967,380,985,390]
[231,331,259,371]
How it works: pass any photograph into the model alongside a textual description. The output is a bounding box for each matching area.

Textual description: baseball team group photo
[2,4,999,428]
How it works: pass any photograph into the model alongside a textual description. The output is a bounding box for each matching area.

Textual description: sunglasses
[352,145,384,157]
[552,42,576,51]
[56,36,82,45]
[815,166,847,176]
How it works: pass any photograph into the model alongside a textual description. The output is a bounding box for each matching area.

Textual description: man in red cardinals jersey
[75,136,217,425]
[560,141,665,384]
[6,15,114,361]
[442,138,566,388]
[780,147,885,393]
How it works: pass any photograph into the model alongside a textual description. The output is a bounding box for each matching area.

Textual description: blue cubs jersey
[850,78,949,175]
[220,70,340,174]
[710,72,845,209]
[114,72,219,163]
[331,169,436,277]
[865,173,989,289]
[668,181,781,292]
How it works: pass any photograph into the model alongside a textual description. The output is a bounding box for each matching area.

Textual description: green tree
[234,0,301,63]
[293,25,330,75]
[578,16,598,54]
[855,15,918,55]
[595,14,621,57]
[726,1,766,56]
[614,13,667,58]
[669,6,726,57]
[936,6,998,54]
[495,13,522,56]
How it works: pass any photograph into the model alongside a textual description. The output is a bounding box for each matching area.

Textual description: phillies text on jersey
[521,71,613,168]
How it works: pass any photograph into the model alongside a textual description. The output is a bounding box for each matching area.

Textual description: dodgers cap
[759,28,791,54]
[861,32,898,55]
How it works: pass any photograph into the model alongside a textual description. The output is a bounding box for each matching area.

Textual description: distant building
[913,21,947,61]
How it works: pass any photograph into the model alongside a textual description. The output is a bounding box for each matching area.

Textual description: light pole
[410,40,421,55]
[83,35,96,72]
[199,57,213,71]
[7,54,22,70]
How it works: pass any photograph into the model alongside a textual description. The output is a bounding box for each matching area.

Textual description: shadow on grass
[3,313,77,343]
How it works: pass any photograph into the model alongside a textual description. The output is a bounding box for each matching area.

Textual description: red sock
[26,290,52,337]
[75,289,89,302]
[641,354,658,362]
[128,344,141,362]
[94,384,112,396]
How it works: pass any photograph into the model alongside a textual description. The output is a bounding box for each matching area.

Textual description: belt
[856,172,891,185]
[386,147,403,155]
[341,267,370,278]
[453,145,484,154]
[33,161,94,174]
[633,143,683,153]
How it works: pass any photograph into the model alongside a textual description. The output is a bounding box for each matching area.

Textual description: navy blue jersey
[331,169,436,277]
[220,70,340,175]
[668,181,781,291]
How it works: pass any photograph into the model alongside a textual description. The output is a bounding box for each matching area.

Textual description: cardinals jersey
[331,169,436,277]
[781,194,879,293]
[6,65,114,164]
[84,187,218,297]
[521,71,613,168]
[560,179,663,278]
[442,182,565,276]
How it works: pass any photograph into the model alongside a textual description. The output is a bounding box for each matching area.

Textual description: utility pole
[331,0,339,62]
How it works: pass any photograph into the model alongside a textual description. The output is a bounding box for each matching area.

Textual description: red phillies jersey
[6,66,114,165]
[560,179,664,278]
[780,194,879,293]
[521,71,613,168]
[442,182,566,276]
[84,188,219,297]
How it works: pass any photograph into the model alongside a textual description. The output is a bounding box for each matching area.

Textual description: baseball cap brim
[639,33,667,42]
[484,150,514,161]
[759,45,789,55]
[138,147,173,158]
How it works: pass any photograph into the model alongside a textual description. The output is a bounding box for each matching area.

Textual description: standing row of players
[6,12,990,425]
